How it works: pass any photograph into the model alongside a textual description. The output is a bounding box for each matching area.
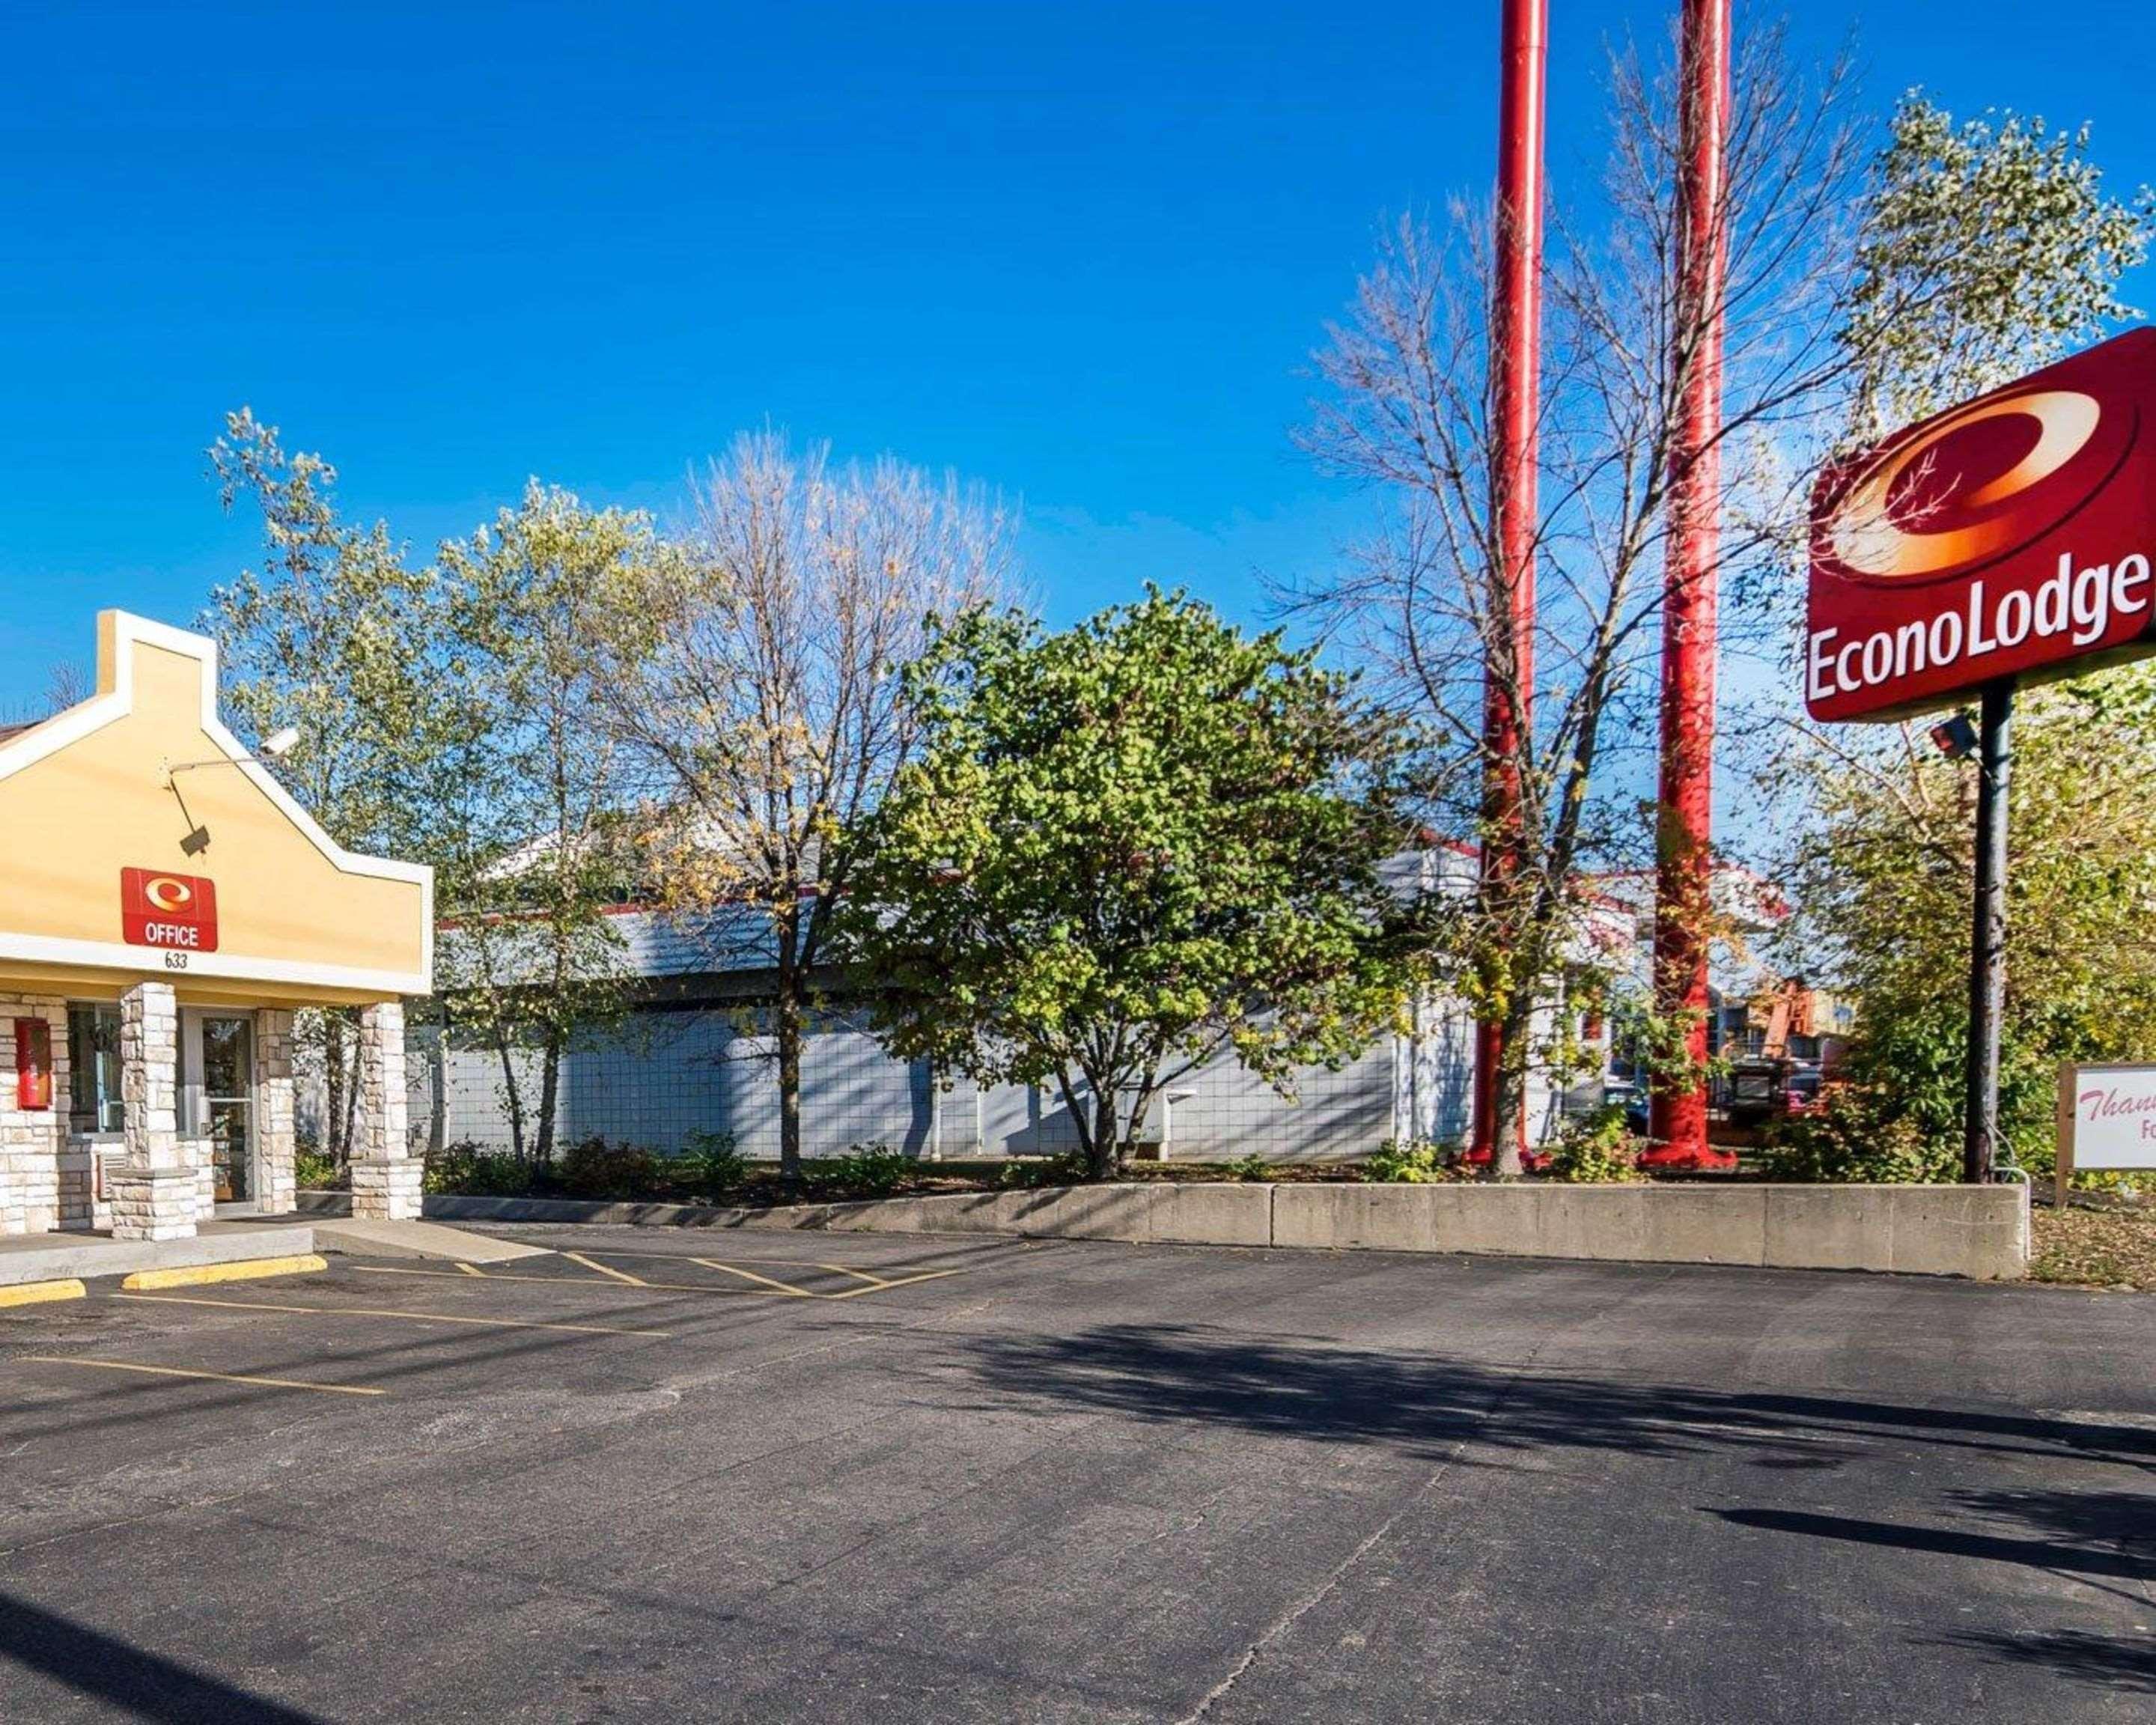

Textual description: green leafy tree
[1774,670,2156,1178]
[204,408,442,1160]
[432,483,659,1163]
[836,591,1417,1181]
[205,409,440,860]
[1766,97,2156,1180]
[1842,95,2155,443]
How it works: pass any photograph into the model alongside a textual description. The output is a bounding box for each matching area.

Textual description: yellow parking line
[22,1356,384,1397]
[815,1263,894,1288]
[687,1259,817,1297]
[456,1262,484,1277]
[562,1251,648,1287]
[823,1268,969,1300]
[114,1292,672,1337]
[347,1262,963,1301]
[121,1254,328,1291]
[352,1265,771,1295]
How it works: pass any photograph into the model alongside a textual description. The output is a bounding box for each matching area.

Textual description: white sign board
[2056,1062,2156,1202]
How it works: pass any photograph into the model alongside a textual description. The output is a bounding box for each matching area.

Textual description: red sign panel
[15,1019,52,1110]
[1806,327,2156,721]
[121,868,219,952]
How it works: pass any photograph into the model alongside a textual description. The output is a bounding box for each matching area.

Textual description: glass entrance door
[184,1013,255,1205]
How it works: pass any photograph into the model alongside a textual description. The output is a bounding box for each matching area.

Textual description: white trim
[0,930,427,999]
[0,611,433,988]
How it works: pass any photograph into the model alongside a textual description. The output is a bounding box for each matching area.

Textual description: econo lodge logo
[1806,327,2156,721]
[121,867,220,952]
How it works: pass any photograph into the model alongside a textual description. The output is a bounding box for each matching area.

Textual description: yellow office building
[0,612,432,1243]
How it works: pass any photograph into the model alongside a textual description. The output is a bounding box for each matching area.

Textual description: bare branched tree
[1290,23,1871,1171]
[596,431,1010,1184]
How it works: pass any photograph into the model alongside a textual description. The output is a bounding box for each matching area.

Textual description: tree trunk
[427,1030,448,1157]
[776,991,803,1189]
[1491,991,1537,1179]
[321,1015,347,1165]
[1088,1087,1120,1182]
[535,1032,561,1163]
[337,1014,361,1164]
[496,1039,528,1163]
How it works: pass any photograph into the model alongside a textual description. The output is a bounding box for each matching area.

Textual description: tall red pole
[1643,0,1735,1171]
[1469,0,1547,1172]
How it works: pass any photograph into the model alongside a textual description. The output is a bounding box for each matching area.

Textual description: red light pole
[1643,0,1735,1171]
[1469,0,1548,1172]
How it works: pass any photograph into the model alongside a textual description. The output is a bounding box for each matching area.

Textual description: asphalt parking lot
[4,1227,2153,1724]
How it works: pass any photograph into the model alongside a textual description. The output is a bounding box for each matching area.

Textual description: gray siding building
[418,880,1500,1162]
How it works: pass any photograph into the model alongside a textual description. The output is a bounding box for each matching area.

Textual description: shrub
[1541,1107,1642,1184]
[808,1143,912,1199]
[424,1142,534,1197]
[1222,1152,1273,1182]
[293,1148,341,1190]
[1363,1139,1456,1183]
[1760,1083,1956,1184]
[997,1151,1088,1190]
[674,1130,746,1198]
[555,1136,664,1199]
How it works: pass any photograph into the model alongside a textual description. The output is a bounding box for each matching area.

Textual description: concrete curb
[396,1179,2031,1279]
[0,1224,320,1288]
[0,1278,86,1307]
[121,1253,329,1291]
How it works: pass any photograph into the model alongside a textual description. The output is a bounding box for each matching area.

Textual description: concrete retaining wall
[389,1179,2030,1280]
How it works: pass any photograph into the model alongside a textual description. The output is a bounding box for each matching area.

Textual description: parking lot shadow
[0,1590,328,1723]
[960,1323,2156,1470]
[1937,1627,2156,1695]
[1711,1505,2156,1583]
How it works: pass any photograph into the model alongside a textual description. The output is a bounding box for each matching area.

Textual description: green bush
[293,1148,341,1190]
[555,1136,664,1199]
[1363,1139,1456,1183]
[1542,1107,1643,1184]
[674,1129,746,1197]
[1222,1152,1273,1182]
[424,1142,534,1197]
[997,1151,1089,1190]
[808,1143,912,1199]
[1760,1083,1956,1184]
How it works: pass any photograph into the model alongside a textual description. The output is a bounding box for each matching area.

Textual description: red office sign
[121,868,219,952]
[1806,327,2156,721]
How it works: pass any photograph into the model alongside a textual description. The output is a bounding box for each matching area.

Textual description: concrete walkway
[305,1216,552,1263]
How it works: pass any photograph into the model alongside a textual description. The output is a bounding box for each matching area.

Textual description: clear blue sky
[4,0,2152,711]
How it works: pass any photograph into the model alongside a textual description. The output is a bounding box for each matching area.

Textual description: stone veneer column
[256,1008,299,1214]
[111,981,196,1242]
[350,1000,421,1220]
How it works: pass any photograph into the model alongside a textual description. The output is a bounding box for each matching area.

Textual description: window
[67,1003,123,1135]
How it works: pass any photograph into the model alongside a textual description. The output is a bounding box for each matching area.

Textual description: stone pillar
[257,1008,298,1214]
[111,981,196,1242]
[350,1000,421,1220]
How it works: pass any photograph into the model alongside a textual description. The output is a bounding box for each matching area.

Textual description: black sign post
[1961,677,2015,1184]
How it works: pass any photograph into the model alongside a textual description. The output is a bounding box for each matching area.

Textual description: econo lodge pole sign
[1809,328,2156,720]
[1806,327,2156,1181]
